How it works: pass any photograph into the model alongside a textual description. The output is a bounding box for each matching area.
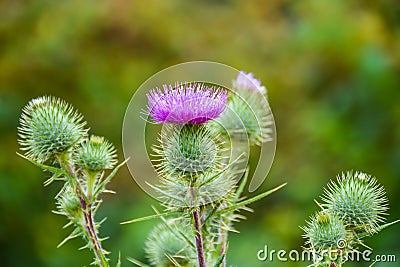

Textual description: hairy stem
[191,187,207,267]
[59,153,109,267]
[82,199,109,267]
[193,209,207,267]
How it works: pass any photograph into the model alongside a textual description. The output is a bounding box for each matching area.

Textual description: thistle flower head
[153,124,225,180]
[233,71,267,94]
[145,83,227,124]
[212,71,273,146]
[303,211,348,250]
[18,96,87,163]
[76,135,117,172]
[322,171,389,234]
[145,221,194,267]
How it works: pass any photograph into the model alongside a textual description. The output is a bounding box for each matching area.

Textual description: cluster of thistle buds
[302,171,399,267]
[18,96,125,267]
[125,71,285,267]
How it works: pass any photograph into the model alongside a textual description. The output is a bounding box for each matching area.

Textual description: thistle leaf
[357,219,400,239]
[213,253,225,267]
[120,210,178,225]
[17,152,66,176]
[127,257,151,267]
[57,228,81,248]
[93,158,129,198]
[116,252,121,267]
[218,183,286,214]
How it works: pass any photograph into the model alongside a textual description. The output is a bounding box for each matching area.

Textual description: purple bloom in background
[146,83,227,124]
[234,71,266,94]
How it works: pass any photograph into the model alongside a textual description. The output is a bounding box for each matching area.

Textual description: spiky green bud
[322,171,388,234]
[303,211,348,250]
[154,124,225,180]
[145,221,194,267]
[55,185,83,224]
[214,91,273,146]
[76,135,117,172]
[18,96,87,163]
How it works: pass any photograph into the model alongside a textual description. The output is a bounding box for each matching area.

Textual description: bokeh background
[1,0,399,266]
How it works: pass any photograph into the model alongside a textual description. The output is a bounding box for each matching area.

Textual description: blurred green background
[1,0,399,266]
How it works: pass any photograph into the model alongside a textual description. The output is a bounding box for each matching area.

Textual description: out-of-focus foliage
[1,0,399,266]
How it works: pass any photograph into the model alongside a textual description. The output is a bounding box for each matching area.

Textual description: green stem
[191,187,207,267]
[193,209,207,267]
[82,199,109,267]
[58,153,109,267]
[86,171,96,199]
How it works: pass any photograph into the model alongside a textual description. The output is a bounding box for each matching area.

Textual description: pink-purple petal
[234,71,266,94]
[146,83,227,124]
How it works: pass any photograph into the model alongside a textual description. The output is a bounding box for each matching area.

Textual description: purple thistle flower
[145,83,227,124]
[234,71,266,94]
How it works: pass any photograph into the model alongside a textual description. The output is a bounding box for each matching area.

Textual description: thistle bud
[214,71,273,146]
[75,135,117,172]
[145,221,194,267]
[303,211,347,250]
[18,96,87,163]
[154,124,224,180]
[322,171,388,234]
[55,185,83,224]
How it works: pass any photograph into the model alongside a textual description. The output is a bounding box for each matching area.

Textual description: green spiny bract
[145,220,195,267]
[303,211,348,250]
[76,135,117,172]
[302,211,352,267]
[213,91,273,146]
[155,165,238,208]
[321,171,388,235]
[18,96,87,163]
[153,124,225,181]
[54,185,84,226]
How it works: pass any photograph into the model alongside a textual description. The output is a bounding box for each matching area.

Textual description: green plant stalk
[218,220,227,267]
[193,209,206,267]
[86,171,96,199]
[58,153,109,267]
[82,199,109,267]
[191,186,207,267]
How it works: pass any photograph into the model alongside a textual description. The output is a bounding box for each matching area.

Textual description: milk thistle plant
[125,72,284,267]
[302,171,399,267]
[18,96,125,267]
